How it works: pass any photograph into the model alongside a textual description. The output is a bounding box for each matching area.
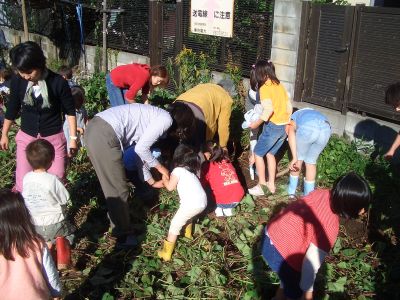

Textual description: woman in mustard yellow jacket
[171,83,233,151]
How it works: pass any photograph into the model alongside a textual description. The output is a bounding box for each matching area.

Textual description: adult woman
[262,172,371,300]
[106,63,169,106]
[0,41,77,192]
[85,103,192,247]
[287,108,332,198]
[170,83,233,151]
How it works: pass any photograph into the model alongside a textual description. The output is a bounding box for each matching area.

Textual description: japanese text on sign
[190,0,234,38]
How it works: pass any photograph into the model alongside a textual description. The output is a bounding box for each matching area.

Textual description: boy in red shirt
[201,141,245,216]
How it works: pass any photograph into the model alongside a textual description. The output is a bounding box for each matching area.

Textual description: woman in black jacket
[0,41,77,192]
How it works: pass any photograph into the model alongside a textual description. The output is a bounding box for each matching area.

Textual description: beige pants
[169,205,205,235]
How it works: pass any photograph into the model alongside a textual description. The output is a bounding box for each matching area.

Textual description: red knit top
[201,160,245,205]
[110,63,151,101]
[267,189,339,271]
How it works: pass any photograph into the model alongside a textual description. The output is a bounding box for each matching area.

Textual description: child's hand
[249,119,263,130]
[289,159,300,172]
[77,127,84,135]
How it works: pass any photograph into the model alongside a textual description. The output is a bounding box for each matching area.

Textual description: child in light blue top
[287,108,331,198]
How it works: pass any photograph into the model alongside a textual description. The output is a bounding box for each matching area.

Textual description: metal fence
[0,0,274,77]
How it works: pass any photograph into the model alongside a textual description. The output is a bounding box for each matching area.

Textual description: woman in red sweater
[262,172,371,300]
[106,63,168,106]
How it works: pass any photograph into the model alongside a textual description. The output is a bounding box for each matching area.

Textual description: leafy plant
[78,72,109,118]
[171,47,212,94]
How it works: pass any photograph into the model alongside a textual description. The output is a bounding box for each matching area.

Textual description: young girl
[159,144,207,261]
[248,59,292,196]
[0,189,62,298]
[201,141,245,217]
[262,172,371,300]
[22,139,74,268]
[287,108,332,198]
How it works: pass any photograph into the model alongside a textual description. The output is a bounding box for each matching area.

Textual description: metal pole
[102,0,107,72]
[21,0,29,41]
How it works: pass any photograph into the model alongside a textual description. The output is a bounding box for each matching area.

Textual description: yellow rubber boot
[157,240,175,262]
[184,223,193,239]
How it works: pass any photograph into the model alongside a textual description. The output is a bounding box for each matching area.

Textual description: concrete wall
[1,26,149,73]
[270,0,303,100]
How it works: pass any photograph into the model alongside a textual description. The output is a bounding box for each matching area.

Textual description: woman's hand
[152,180,164,188]
[156,164,170,180]
[301,291,313,300]
[0,135,9,150]
[69,139,78,157]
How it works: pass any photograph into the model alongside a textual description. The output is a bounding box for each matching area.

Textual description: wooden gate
[295,3,400,122]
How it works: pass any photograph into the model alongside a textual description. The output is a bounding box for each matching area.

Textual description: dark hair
[71,85,85,109]
[172,144,200,174]
[203,141,227,163]
[385,82,400,108]
[0,190,42,260]
[0,67,12,81]
[26,139,55,170]
[330,172,371,219]
[149,65,169,88]
[58,65,73,80]
[9,41,46,72]
[167,102,196,143]
[250,59,279,91]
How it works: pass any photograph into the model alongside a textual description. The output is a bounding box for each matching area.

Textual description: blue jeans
[261,228,302,299]
[217,203,239,209]
[296,120,331,164]
[254,122,286,157]
[106,73,128,107]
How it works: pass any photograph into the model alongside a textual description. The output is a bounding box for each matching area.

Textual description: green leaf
[342,248,358,257]
[327,276,347,292]
[337,262,348,269]
[101,292,114,300]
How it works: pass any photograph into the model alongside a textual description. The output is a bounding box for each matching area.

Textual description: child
[201,141,245,217]
[0,67,12,125]
[63,85,88,151]
[58,65,78,88]
[0,189,62,298]
[22,139,75,268]
[242,86,263,180]
[287,108,331,198]
[158,144,207,261]
[384,82,400,159]
[261,172,371,300]
[248,59,292,196]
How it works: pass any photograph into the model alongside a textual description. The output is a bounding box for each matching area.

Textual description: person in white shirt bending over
[22,139,75,268]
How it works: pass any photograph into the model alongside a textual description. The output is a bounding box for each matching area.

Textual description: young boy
[22,139,75,268]
[58,65,78,87]
[384,82,400,159]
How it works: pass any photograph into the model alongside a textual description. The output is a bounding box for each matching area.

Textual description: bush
[78,72,109,118]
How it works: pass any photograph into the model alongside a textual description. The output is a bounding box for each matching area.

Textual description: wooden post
[102,0,108,72]
[21,0,29,41]
[149,0,162,65]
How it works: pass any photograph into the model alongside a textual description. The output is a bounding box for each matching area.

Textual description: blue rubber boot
[303,180,315,196]
[287,175,299,197]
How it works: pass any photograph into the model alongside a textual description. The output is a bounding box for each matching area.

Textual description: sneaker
[215,207,224,217]
[222,208,233,216]
[248,184,265,196]
[288,194,297,201]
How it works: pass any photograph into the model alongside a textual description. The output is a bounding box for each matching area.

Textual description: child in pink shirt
[0,190,62,299]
